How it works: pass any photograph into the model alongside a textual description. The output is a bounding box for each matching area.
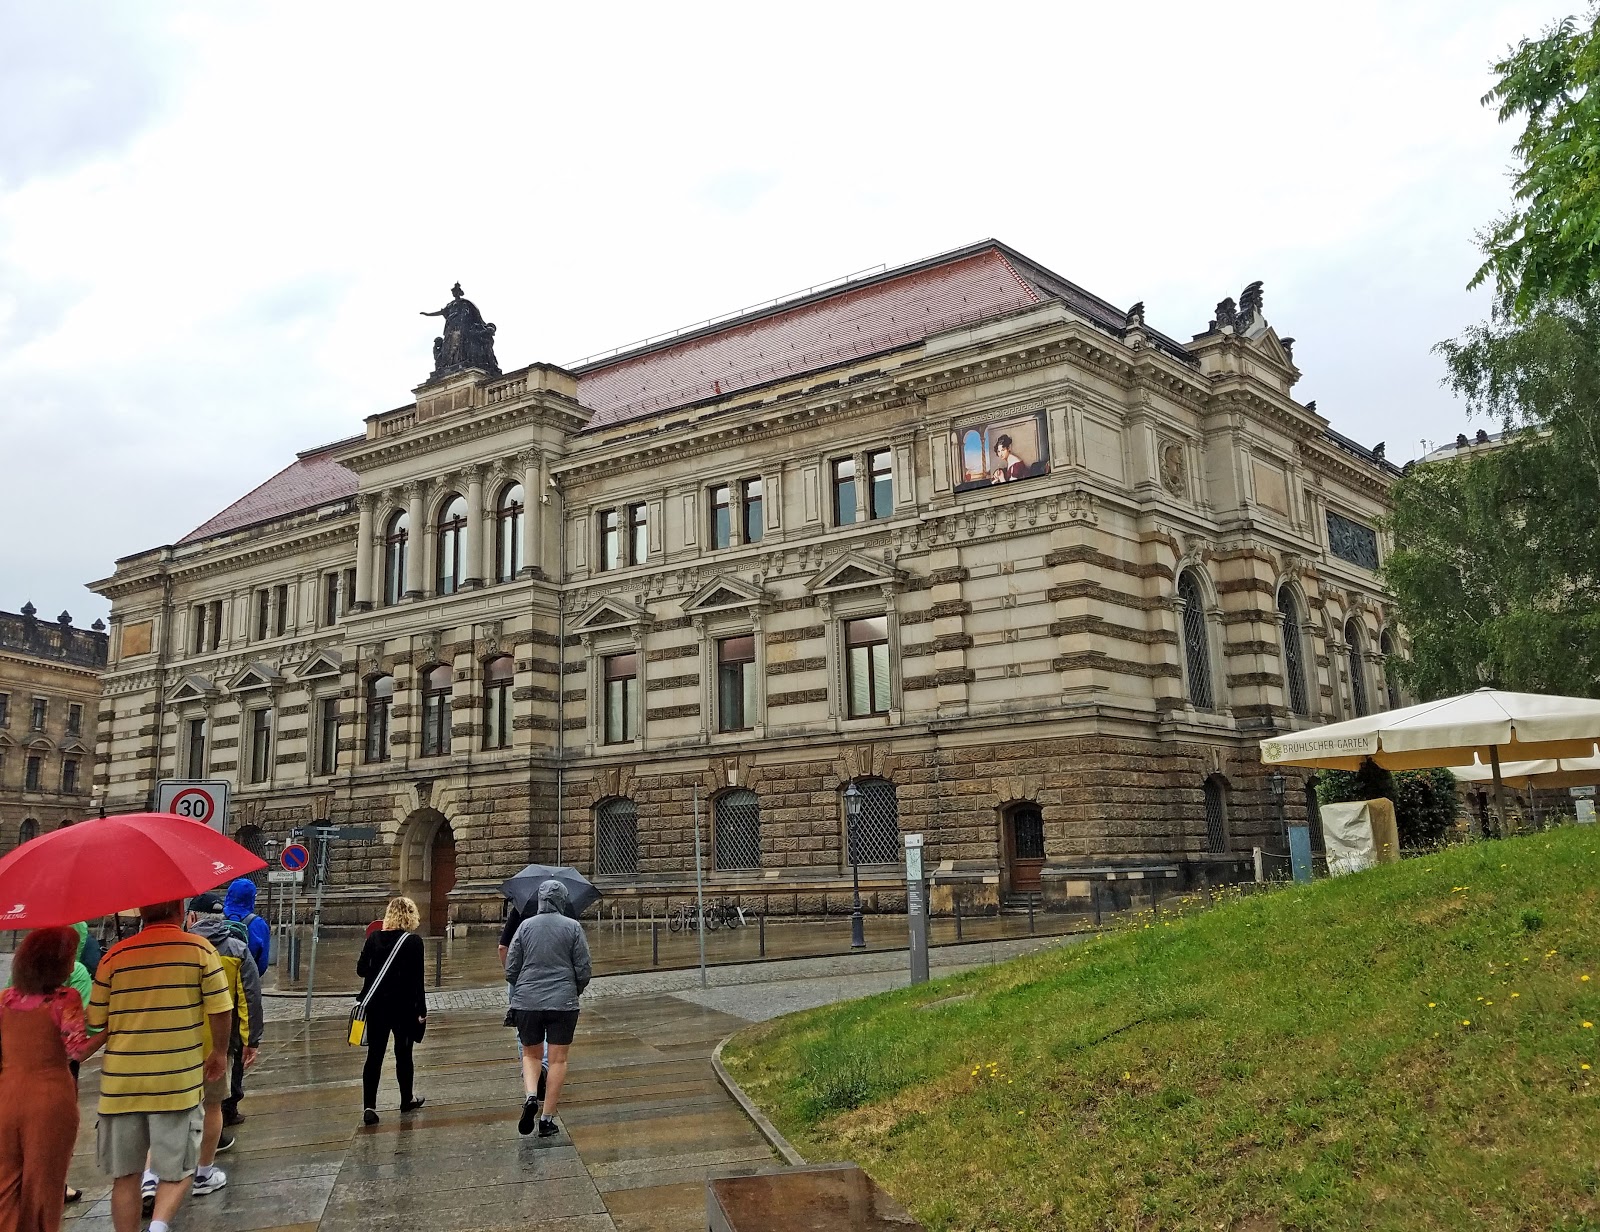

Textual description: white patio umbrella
[1449,755,1600,791]
[1260,687,1600,833]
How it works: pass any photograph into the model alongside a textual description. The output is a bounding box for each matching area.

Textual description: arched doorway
[1001,802,1046,895]
[396,808,456,936]
[429,825,457,935]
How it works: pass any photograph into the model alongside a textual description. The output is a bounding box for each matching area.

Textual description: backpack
[222,917,251,944]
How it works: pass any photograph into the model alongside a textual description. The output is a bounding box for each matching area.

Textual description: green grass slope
[722,828,1600,1231]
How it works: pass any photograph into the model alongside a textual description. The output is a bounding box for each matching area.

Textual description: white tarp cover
[1321,799,1401,876]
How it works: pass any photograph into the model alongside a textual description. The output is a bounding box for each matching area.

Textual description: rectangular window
[627,503,648,566]
[186,717,207,777]
[61,759,78,795]
[844,616,891,717]
[317,696,339,775]
[208,599,223,650]
[249,709,273,783]
[0,694,9,727]
[24,756,40,793]
[716,635,757,733]
[255,589,270,641]
[868,449,893,519]
[191,604,207,654]
[420,666,453,758]
[602,652,639,745]
[67,704,82,737]
[832,458,857,526]
[273,583,289,636]
[342,569,357,616]
[365,680,393,764]
[741,478,763,544]
[30,698,46,731]
[598,508,621,571]
[483,658,514,751]
[323,573,341,626]
[709,484,732,549]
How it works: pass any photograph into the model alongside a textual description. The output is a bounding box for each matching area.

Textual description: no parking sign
[155,779,232,836]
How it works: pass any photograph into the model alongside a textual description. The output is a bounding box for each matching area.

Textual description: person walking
[85,900,233,1232]
[497,904,546,1101]
[504,880,591,1138]
[220,879,269,1127]
[0,927,97,1232]
[355,896,427,1126]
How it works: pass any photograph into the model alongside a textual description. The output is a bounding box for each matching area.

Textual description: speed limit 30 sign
[155,779,233,836]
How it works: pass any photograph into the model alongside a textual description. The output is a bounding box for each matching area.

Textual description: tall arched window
[595,797,639,876]
[421,665,453,757]
[1178,570,1214,710]
[714,788,762,871]
[483,655,514,750]
[17,818,37,846]
[365,675,394,763]
[1345,619,1368,718]
[845,778,901,865]
[383,512,409,606]
[1202,776,1229,853]
[1277,587,1310,718]
[1379,630,1400,710]
[436,494,468,596]
[496,484,525,582]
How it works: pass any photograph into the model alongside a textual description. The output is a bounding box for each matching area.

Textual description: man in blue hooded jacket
[222,879,270,1125]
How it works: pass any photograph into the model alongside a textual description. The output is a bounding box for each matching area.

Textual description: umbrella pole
[1490,745,1512,839]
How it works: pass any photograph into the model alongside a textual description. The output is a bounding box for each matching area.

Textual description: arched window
[1202,776,1229,853]
[365,675,394,763]
[714,788,762,871]
[496,484,525,582]
[421,665,453,757]
[1178,570,1214,710]
[1277,587,1310,718]
[17,818,37,846]
[1379,630,1400,710]
[595,797,638,876]
[483,655,514,750]
[846,778,901,865]
[1305,779,1325,852]
[1345,619,1368,718]
[436,494,468,596]
[383,512,409,606]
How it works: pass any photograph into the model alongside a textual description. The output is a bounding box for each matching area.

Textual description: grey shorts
[96,1107,203,1181]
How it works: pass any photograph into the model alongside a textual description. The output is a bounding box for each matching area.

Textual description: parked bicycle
[666,899,747,932]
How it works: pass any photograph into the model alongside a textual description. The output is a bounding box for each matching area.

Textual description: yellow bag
[348,930,410,1047]
[347,1007,367,1048]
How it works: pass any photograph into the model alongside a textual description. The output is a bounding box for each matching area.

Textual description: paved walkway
[56,933,1084,1230]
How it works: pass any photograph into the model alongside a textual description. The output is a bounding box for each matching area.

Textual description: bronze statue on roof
[421,282,501,380]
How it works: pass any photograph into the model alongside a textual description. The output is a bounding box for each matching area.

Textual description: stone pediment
[227,662,281,694]
[24,735,53,752]
[296,649,344,680]
[1250,326,1299,373]
[574,595,650,633]
[805,551,906,596]
[683,575,768,615]
[166,673,217,704]
[59,737,90,755]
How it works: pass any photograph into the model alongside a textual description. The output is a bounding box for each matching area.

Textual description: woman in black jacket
[355,895,428,1125]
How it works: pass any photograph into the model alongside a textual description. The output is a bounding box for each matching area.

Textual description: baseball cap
[189,892,226,915]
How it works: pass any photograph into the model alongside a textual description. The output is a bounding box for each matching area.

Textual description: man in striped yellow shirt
[85,900,233,1232]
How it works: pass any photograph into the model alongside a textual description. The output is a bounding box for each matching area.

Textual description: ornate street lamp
[845,782,866,950]
[1269,769,1287,845]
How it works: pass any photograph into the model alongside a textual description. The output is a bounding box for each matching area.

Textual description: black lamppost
[1269,769,1286,847]
[845,782,865,950]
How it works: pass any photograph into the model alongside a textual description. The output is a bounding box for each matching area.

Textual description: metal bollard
[1028,894,1036,934]
[954,897,963,940]
[1152,884,1161,918]
[759,913,766,958]
[651,920,659,966]
[1092,882,1103,927]
[434,937,443,988]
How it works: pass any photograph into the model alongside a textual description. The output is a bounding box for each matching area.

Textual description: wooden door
[428,826,457,935]
[1005,805,1045,894]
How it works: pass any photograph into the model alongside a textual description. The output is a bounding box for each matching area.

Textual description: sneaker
[216,1133,235,1154]
[537,1116,559,1138]
[362,1108,379,1126]
[517,1096,540,1136]
[192,1167,227,1196]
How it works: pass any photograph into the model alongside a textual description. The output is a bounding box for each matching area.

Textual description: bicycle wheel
[668,910,683,934]
[705,908,721,931]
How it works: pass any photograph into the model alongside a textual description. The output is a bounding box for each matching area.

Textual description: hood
[72,921,88,962]
[224,879,258,916]
[189,914,238,950]
[536,879,571,915]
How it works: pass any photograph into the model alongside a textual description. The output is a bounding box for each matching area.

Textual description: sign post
[692,786,708,989]
[154,779,232,836]
[302,824,376,1020]
[905,833,928,985]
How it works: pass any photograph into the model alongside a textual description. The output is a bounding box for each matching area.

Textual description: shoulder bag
[348,932,410,1047]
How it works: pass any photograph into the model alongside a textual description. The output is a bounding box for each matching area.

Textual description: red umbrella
[0,813,267,930]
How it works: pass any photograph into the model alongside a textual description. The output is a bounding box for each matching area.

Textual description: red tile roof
[178,441,358,545]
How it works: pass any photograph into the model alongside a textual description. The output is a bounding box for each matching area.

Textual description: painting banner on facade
[950,408,1052,493]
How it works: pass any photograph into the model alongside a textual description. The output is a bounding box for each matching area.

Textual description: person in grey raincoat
[504,880,591,1138]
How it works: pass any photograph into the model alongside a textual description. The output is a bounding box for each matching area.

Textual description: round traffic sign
[167,787,219,825]
[281,843,310,872]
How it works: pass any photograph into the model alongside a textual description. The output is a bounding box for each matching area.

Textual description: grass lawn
[721,828,1600,1231]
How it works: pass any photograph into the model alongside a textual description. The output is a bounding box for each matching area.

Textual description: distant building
[91,241,1401,929]
[0,603,107,850]
[1418,427,1519,463]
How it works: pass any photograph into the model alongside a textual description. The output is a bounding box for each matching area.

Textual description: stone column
[354,495,375,610]
[522,452,543,578]
[405,482,426,600]
[464,468,485,589]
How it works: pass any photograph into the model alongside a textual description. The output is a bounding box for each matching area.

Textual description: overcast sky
[0,0,1569,621]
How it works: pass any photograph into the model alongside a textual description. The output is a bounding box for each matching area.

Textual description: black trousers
[222,1044,245,1115]
[362,1022,414,1109]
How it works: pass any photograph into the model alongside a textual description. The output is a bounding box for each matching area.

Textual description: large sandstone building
[0,603,107,850]
[92,242,1401,930]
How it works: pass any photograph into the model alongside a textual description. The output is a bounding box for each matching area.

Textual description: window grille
[1305,782,1325,852]
[1178,571,1214,709]
[1379,631,1400,710]
[714,789,762,871]
[847,779,901,864]
[1009,805,1046,860]
[1277,588,1309,717]
[1203,776,1228,853]
[1345,620,1367,717]
[235,825,267,885]
[595,798,639,876]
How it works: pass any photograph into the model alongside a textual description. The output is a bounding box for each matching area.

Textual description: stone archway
[396,807,455,935]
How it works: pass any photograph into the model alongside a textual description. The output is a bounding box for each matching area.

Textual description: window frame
[867,449,893,520]
[1276,586,1310,719]
[843,615,892,718]
[713,788,763,871]
[1177,569,1215,711]
[61,757,79,795]
[595,797,640,877]
[420,664,454,758]
[496,483,525,581]
[708,484,732,550]
[740,478,763,545]
[323,572,341,627]
[0,694,9,728]
[383,511,409,606]
[483,655,514,750]
[1346,619,1368,718]
[601,651,640,746]
[316,695,340,776]
[248,708,273,784]
[24,755,41,793]
[716,633,757,733]
[273,583,289,637]
[365,675,394,764]
[255,589,270,641]
[29,698,46,731]
[436,493,469,596]
[185,716,208,778]
[66,704,82,737]
[627,502,648,566]
[597,507,622,572]
[831,457,857,526]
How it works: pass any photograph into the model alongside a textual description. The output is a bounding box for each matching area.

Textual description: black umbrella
[500,864,602,918]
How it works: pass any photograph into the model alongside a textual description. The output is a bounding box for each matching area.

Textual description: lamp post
[845,782,866,950]
[1268,769,1286,844]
